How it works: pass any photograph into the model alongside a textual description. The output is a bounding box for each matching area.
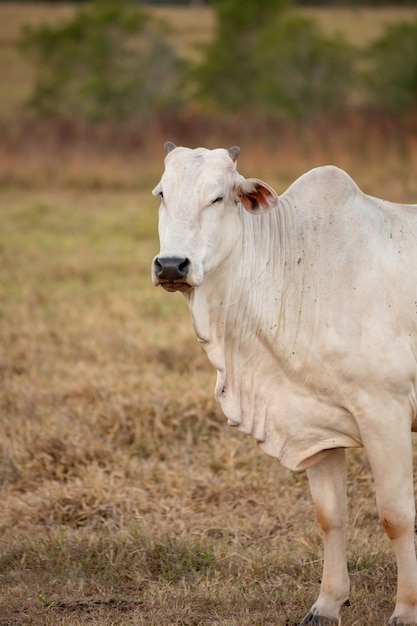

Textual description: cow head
[151,142,279,292]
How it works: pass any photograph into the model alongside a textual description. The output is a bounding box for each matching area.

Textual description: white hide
[152,145,417,625]
[152,146,417,472]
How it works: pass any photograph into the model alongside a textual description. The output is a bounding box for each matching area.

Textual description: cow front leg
[364,427,417,626]
[299,448,349,626]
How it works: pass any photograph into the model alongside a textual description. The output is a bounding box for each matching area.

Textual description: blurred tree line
[4,1,417,5]
[18,0,417,123]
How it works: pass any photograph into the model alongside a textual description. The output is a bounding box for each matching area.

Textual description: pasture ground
[1,4,417,626]
[1,120,417,626]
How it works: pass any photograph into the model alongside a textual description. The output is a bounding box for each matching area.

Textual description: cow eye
[212,196,223,204]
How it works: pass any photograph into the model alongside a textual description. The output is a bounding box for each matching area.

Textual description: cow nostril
[178,258,190,277]
[154,256,190,281]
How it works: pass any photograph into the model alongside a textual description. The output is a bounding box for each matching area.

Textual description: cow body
[152,143,417,625]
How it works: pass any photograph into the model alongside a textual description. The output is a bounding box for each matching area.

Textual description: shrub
[364,19,417,115]
[191,2,354,120]
[19,0,183,122]
[191,0,289,112]
[255,14,355,120]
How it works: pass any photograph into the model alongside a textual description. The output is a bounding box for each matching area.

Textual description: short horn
[228,146,240,162]
[164,141,177,154]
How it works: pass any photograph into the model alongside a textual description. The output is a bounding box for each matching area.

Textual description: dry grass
[301,6,417,47]
[1,113,417,202]
[1,122,417,625]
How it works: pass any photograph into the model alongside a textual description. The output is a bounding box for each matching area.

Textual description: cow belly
[218,377,362,471]
[257,422,362,471]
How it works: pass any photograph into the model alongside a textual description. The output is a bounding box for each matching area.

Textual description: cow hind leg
[299,449,349,626]
[363,425,417,626]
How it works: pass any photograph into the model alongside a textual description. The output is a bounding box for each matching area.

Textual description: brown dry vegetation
[1,4,417,626]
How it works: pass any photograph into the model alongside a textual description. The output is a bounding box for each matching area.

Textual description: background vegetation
[1,2,417,625]
[15,0,417,121]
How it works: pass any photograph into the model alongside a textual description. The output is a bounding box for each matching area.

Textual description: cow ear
[228,146,240,162]
[237,178,279,215]
[164,141,177,154]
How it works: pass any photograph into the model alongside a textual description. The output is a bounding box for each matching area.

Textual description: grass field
[4,180,415,626]
[1,3,417,626]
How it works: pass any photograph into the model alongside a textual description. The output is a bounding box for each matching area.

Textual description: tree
[192,0,354,119]
[256,14,355,120]
[364,19,417,115]
[19,0,183,121]
[192,0,289,112]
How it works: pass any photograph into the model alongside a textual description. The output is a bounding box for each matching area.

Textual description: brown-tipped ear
[238,178,279,215]
[228,146,240,162]
[164,141,177,154]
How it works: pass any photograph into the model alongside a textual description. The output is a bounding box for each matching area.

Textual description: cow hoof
[299,613,339,625]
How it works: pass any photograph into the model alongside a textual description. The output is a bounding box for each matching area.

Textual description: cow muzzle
[153,256,192,292]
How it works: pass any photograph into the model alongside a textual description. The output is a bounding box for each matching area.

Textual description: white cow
[151,142,417,625]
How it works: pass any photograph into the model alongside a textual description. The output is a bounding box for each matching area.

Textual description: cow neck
[185,245,237,375]
[185,202,287,373]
